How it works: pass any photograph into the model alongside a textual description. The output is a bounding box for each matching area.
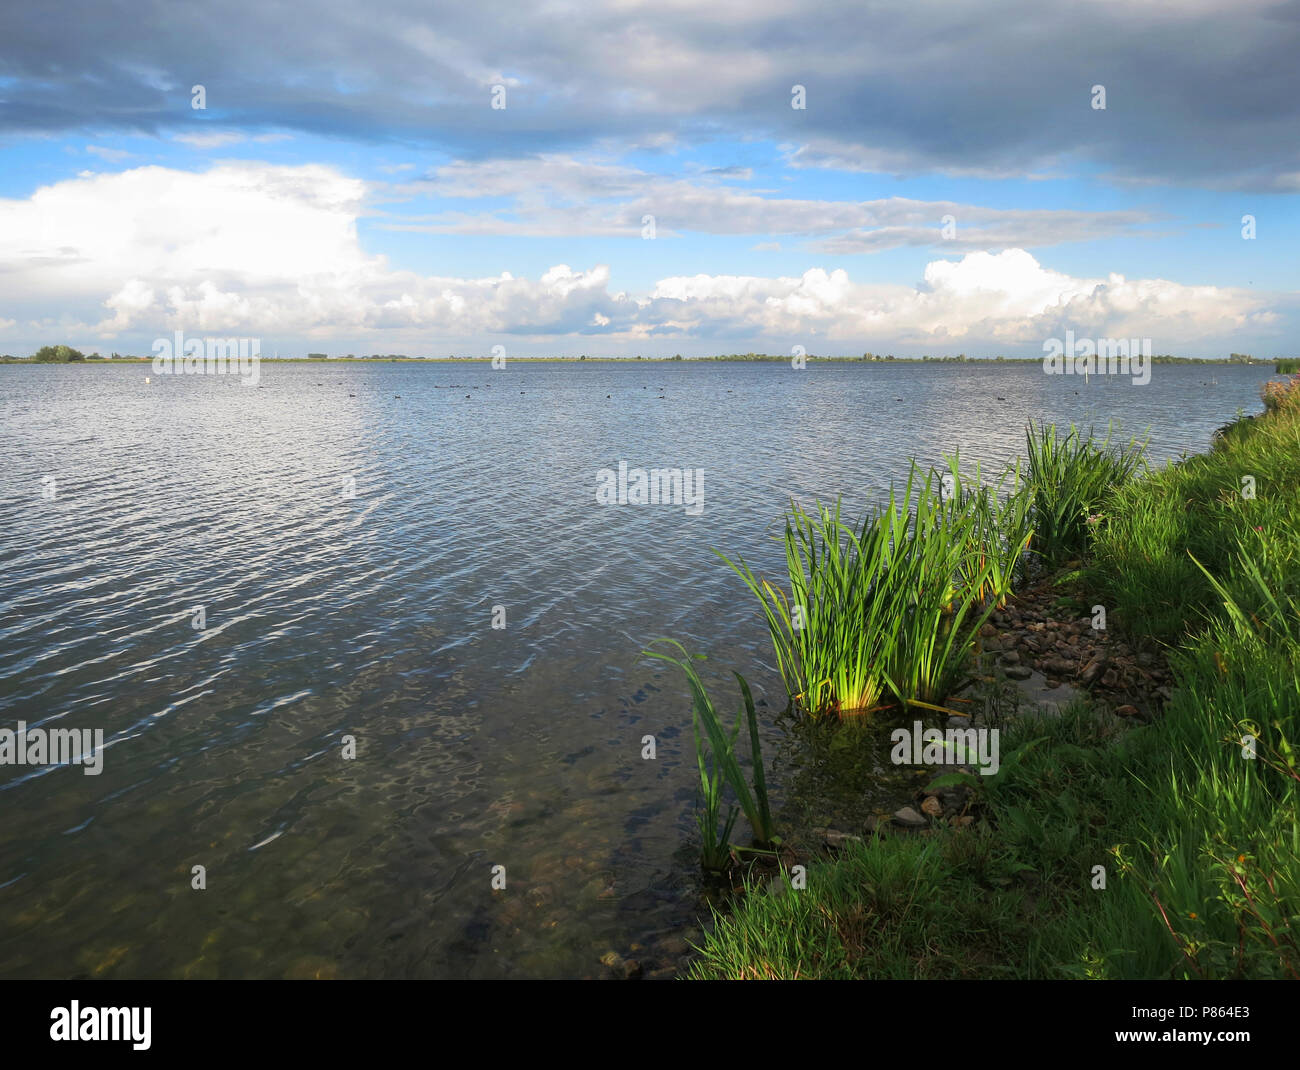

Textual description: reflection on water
[0,360,1273,977]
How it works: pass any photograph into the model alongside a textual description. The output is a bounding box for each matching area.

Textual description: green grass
[1024,421,1146,568]
[694,402,1300,980]
[1277,359,1299,374]
[717,463,1004,718]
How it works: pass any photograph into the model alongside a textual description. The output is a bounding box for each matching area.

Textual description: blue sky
[1,0,1298,357]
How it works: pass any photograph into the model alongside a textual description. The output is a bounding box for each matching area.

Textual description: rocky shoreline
[605,570,1178,978]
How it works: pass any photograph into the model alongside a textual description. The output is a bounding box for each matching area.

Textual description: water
[0,359,1272,978]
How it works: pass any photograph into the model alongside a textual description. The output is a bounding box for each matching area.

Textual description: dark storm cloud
[2,0,1298,188]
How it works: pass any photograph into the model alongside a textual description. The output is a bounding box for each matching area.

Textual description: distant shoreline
[0,355,1281,366]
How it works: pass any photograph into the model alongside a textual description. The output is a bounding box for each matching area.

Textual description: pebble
[892,806,928,828]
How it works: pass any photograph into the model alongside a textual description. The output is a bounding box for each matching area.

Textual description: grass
[717,463,1005,719]
[1277,359,1299,374]
[693,394,1300,979]
[1023,421,1146,567]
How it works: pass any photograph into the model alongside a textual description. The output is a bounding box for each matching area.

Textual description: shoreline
[662,388,1299,981]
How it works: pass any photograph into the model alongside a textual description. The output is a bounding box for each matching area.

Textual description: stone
[600,950,624,969]
[979,623,997,638]
[1000,650,1021,665]
[1004,664,1032,680]
[892,806,928,828]
[657,935,691,957]
[1101,668,1120,688]
[622,959,643,980]
[824,828,863,850]
[1114,704,1140,718]
[921,796,943,817]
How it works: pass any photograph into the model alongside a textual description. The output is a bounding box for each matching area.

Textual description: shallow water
[0,359,1273,978]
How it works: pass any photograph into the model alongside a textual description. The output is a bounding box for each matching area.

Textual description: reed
[643,640,776,860]
[1024,421,1145,566]
[719,464,1003,717]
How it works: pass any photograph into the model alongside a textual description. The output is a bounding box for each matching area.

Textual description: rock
[657,935,691,957]
[947,716,968,729]
[1044,655,1072,675]
[979,623,997,638]
[863,815,881,834]
[920,796,943,817]
[622,959,643,980]
[892,806,928,828]
[1114,704,1140,718]
[1101,668,1120,688]
[983,635,1002,652]
[1004,664,1032,680]
[1079,656,1106,685]
[999,651,1020,665]
[646,967,677,981]
[824,829,863,850]
[600,951,623,969]
[953,815,975,828]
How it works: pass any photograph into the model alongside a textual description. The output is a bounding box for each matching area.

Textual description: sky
[1,0,1298,359]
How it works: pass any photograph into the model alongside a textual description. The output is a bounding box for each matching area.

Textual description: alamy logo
[596,461,705,515]
[1042,330,1151,385]
[50,1002,150,1050]
[152,330,261,386]
[0,721,104,775]
[890,720,1000,775]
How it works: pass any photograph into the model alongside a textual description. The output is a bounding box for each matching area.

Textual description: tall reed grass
[643,640,775,871]
[718,462,1014,718]
[1023,421,1146,567]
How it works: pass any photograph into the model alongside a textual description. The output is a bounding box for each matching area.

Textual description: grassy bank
[689,381,1299,979]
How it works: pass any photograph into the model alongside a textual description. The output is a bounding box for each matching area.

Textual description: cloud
[643,249,1277,346]
[0,163,1276,352]
[384,155,1156,249]
[172,130,292,148]
[1,1,1297,188]
[85,145,133,162]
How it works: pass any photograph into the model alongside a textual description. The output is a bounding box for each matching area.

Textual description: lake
[0,359,1273,978]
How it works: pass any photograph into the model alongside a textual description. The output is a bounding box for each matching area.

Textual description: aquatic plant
[643,640,776,864]
[719,464,1002,717]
